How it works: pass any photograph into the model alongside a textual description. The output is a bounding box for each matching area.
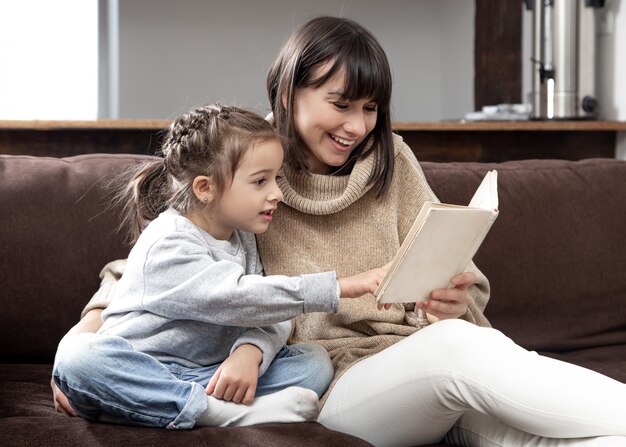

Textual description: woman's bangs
[342,40,390,107]
[307,46,390,108]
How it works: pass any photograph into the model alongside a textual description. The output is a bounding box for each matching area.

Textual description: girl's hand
[51,308,103,416]
[416,272,476,323]
[338,264,389,299]
[51,378,77,416]
[205,344,262,404]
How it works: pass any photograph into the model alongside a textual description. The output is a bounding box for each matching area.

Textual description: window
[0,0,98,120]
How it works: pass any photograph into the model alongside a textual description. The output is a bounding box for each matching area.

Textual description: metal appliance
[525,0,605,119]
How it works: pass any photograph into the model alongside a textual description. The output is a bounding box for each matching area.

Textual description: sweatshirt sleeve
[81,259,127,318]
[230,321,292,375]
[119,230,339,327]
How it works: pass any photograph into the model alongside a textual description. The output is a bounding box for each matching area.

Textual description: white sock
[195,386,320,427]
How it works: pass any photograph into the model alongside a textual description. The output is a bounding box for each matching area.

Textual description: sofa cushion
[421,158,626,383]
[0,363,374,446]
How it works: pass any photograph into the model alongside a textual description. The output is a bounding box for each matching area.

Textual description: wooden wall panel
[474,0,523,110]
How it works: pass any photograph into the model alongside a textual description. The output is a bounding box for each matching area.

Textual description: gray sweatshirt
[99,208,339,375]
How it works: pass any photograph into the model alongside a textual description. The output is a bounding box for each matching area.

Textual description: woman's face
[293,64,378,174]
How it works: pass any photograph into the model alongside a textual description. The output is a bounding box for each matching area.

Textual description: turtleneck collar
[278,151,376,215]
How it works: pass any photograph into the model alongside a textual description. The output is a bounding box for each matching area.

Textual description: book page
[468,170,498,210]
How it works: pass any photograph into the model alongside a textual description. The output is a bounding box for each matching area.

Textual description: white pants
[317,320,626,447]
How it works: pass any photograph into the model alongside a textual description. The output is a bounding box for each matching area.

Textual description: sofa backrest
[1,154,625,364]
[421,158,626,354]
[0,154,154,362]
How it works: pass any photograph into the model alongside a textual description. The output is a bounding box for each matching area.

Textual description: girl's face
[194,138,285,240]
[293,64,378,174]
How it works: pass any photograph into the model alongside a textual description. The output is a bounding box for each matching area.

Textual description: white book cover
[375,170,499,304]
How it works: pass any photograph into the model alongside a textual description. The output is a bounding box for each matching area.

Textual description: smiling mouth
[260,209,274,216]
[329,133,355,147]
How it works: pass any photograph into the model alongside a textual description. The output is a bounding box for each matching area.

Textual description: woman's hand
[338,264,389,299]
[205,344,262,404]
[416,272,476,323]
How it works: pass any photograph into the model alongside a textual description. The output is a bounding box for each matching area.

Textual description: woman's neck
[305,154,355,176]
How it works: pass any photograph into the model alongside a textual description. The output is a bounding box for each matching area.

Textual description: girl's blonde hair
[116,104,277,244]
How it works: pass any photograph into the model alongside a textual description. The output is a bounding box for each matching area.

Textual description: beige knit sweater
[84,135,491,403]
[256,135,491,402]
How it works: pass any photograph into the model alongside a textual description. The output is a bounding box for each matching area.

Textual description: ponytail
[114,158,170,245]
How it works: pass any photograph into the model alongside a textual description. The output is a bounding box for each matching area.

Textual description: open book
[375,170,499,304]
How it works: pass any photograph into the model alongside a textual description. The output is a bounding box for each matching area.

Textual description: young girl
[52,104,385,429]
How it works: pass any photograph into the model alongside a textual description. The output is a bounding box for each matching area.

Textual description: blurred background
[0,0,624,123]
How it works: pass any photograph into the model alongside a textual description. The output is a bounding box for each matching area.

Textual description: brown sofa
[1,153,625,446]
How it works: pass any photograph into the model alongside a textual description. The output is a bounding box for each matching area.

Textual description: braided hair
[115,104,277,244]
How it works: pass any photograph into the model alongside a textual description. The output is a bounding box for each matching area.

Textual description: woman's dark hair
[115,104,277,244]
[267,16,394,196]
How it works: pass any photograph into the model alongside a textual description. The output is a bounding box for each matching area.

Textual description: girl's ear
[192,176,214,204]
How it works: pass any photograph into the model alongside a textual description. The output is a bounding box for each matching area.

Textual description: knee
[293,343,334,397]
[302,343,333,377]
[312,344,334,385]
[422,319,510,360]
[53,333,121,383]
[54,333,97,376]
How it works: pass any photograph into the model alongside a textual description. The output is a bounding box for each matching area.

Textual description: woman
[54,16,626,446]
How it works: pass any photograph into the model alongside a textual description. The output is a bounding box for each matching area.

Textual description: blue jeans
[52,333,333,429]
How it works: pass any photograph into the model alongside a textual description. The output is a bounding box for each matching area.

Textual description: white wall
[439,0,475,121]
[115,0,474,121]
